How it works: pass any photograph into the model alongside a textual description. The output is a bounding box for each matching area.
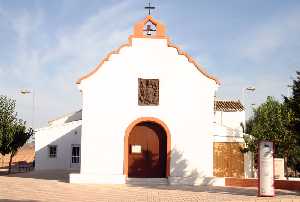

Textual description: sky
[0,0,299,128]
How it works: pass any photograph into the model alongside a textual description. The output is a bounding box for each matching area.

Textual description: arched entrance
[124,117,171,178]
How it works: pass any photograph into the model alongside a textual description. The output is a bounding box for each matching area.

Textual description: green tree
[0,95,33,174]
[242,96,296,177]
[284,71,300,175]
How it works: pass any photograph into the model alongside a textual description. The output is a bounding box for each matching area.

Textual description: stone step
[126,178,168,185]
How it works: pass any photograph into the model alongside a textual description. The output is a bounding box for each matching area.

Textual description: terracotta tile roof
[215,100,244,112]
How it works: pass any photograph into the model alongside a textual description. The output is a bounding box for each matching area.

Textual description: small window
[48,145,57,158]
[71,145,80,164]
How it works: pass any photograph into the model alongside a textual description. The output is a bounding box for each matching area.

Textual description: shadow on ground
[0,200,40,202]
[127,184,299,197]
[0,170,78,183]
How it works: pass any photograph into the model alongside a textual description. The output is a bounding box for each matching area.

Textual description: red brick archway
[124,117,171,177]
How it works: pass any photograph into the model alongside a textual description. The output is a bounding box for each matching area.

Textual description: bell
[146,25,152,35]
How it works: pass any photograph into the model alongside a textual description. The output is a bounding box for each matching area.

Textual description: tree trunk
[8,153,14,175]
[284,155,288,179]
[251,152,255,178]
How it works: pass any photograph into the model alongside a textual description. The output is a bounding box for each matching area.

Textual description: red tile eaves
[215,100,244,112]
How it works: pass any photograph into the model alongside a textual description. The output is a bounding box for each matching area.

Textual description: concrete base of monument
[69,173,126,184]
[168,176,225,186]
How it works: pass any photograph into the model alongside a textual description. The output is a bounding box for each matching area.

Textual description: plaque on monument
[138,78,159,105]
[258,141,275,197]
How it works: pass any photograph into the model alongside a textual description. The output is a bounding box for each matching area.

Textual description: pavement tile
[0,171,299,202]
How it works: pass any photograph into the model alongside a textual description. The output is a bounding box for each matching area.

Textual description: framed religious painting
[138,78,159,106]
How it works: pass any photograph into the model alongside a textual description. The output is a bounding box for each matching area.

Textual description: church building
[35,14,251,185]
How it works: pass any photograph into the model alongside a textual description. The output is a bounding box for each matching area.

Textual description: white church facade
[35,15,251,185]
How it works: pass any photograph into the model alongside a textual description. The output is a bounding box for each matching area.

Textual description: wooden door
[213,142,245,178]
[128,122,166,178]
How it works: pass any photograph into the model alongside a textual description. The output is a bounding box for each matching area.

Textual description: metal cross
[144,2,155,15]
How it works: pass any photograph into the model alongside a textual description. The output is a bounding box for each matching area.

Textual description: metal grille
[48,145,57,158]
[71,146,80,164]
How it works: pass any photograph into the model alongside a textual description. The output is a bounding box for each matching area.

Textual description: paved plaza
[0,171,299,202]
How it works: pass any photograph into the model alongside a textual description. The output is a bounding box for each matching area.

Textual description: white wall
[74,37,218,184]
[244,151,254,178]
[212,124,244,142]
[274,158,285,179]
[214,111,245,132]
[35,120,81,170]
[212,109,245,142]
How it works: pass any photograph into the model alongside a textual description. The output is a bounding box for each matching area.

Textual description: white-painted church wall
[35,120,81,170]
[71,38,218,185]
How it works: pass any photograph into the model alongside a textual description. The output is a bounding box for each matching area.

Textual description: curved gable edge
[76,43,130,84]
[76,37,221,85]
[167,43,220,85]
